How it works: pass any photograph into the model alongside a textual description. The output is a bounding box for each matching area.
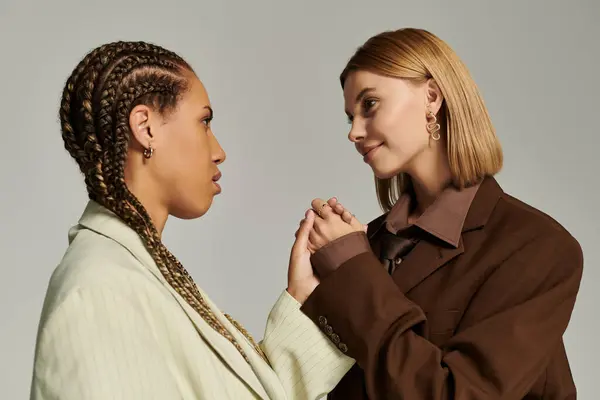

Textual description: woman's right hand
[326,197,368,232]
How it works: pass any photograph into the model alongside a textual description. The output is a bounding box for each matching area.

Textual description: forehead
[183,73,210,106]
[343,71,389,103]
[343,70,416,107]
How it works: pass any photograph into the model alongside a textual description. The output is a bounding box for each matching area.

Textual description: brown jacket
[301,177,583,399]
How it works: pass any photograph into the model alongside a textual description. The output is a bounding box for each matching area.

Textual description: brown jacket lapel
[392,239,464,293]
[368,177,504,294]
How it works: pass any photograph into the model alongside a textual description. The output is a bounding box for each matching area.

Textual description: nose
[348,123,365,143]
[210,134,226,165]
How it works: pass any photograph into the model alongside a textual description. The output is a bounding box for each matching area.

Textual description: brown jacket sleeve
[310,231,372,278]
[300,232,583,399]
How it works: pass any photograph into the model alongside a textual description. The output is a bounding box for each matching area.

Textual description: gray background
[1,0,598,398]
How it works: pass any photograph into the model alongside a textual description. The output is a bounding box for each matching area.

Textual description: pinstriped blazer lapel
[76,201,270,400]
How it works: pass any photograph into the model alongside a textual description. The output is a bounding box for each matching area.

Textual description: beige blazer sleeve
[30,287,182,400]
[261,291,355,400]
[31,286,354,400]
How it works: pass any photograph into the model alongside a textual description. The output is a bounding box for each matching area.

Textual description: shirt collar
[371,181,481,248]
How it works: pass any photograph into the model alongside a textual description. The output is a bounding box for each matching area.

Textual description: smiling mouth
[362,144,382,162]
[361,143,383,155]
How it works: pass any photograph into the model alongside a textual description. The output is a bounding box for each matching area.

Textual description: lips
[212,171,222,193]
[360,143,383,163]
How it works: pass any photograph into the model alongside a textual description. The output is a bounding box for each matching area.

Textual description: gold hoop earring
[143,145,154,159]
[426,111,441,141]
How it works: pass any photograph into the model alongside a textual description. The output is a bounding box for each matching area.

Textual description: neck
[124,164,168,235]
[406,146,452,215]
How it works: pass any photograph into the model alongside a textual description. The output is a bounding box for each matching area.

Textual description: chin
[369,153,407,179]
[170,198,213,220]
[371,164,405,180]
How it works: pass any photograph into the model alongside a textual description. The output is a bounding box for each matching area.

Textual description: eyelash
[202,116,213,127]
[363,98,377,112]
[347,98,378,124]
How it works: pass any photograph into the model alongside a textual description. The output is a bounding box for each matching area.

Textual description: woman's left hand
[308,197,365,252]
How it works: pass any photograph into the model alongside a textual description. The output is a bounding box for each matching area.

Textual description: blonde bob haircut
[340,28,503,212]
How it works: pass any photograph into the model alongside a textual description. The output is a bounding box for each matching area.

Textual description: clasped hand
[305,198,367,253]
[287,197,366,304]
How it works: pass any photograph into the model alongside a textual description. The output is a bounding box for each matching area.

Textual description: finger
[294,216,306,237]
[312,215,326,234]
[307,239,318,254]
[311,198,333,219]
[341,210,353,224]
[308,228,321,248]
[293,209,314,252]
[348,215,365,232]
[328,198,347,217]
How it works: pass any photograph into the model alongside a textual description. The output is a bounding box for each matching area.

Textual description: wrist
[286,283,317,305]
[286,288,306,304]
[311,231,371,278]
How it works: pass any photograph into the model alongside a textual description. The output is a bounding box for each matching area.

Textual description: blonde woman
[294,28,583,399]
[30,41,354,400]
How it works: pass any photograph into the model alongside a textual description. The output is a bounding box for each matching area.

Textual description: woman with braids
[29,41,354,400]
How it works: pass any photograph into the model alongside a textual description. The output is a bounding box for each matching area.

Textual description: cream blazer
[30,201,354,399]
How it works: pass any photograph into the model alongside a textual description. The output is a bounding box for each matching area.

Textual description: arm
[260,206,355,399]
[31,287,181,400]
[260,290,355,400]
[300,232,583,399]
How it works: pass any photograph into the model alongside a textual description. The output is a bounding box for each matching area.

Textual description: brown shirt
[302,177,583,399]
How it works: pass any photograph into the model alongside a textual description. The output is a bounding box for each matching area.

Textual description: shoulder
[55,227,148,289]
[483,191,583,279]
[494,192,580,248]
[40,227,159,323]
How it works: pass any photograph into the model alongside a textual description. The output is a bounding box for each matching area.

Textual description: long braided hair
[60,41,266,364]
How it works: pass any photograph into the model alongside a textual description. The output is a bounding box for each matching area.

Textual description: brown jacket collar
[368,176,504,246]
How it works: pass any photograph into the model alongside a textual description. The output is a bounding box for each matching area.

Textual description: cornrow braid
[59,41,267,364]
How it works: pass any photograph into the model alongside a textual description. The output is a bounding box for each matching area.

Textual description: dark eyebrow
[345,87,376,117]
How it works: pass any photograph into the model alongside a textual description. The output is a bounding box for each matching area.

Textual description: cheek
[164,129,210,181]
[377,102,427,152]
[186,133,212,178]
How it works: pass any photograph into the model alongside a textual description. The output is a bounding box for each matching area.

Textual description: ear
[425,79,444,115]
[129,105,154,151]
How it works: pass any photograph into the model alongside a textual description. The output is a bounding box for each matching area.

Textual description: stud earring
[143,144,154,159]
[426,110,441,141]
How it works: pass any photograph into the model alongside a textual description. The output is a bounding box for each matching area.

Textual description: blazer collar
[462,176,504,232]
[366,176,504,294]
[367,176,503,239]
[72,200,274,400]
